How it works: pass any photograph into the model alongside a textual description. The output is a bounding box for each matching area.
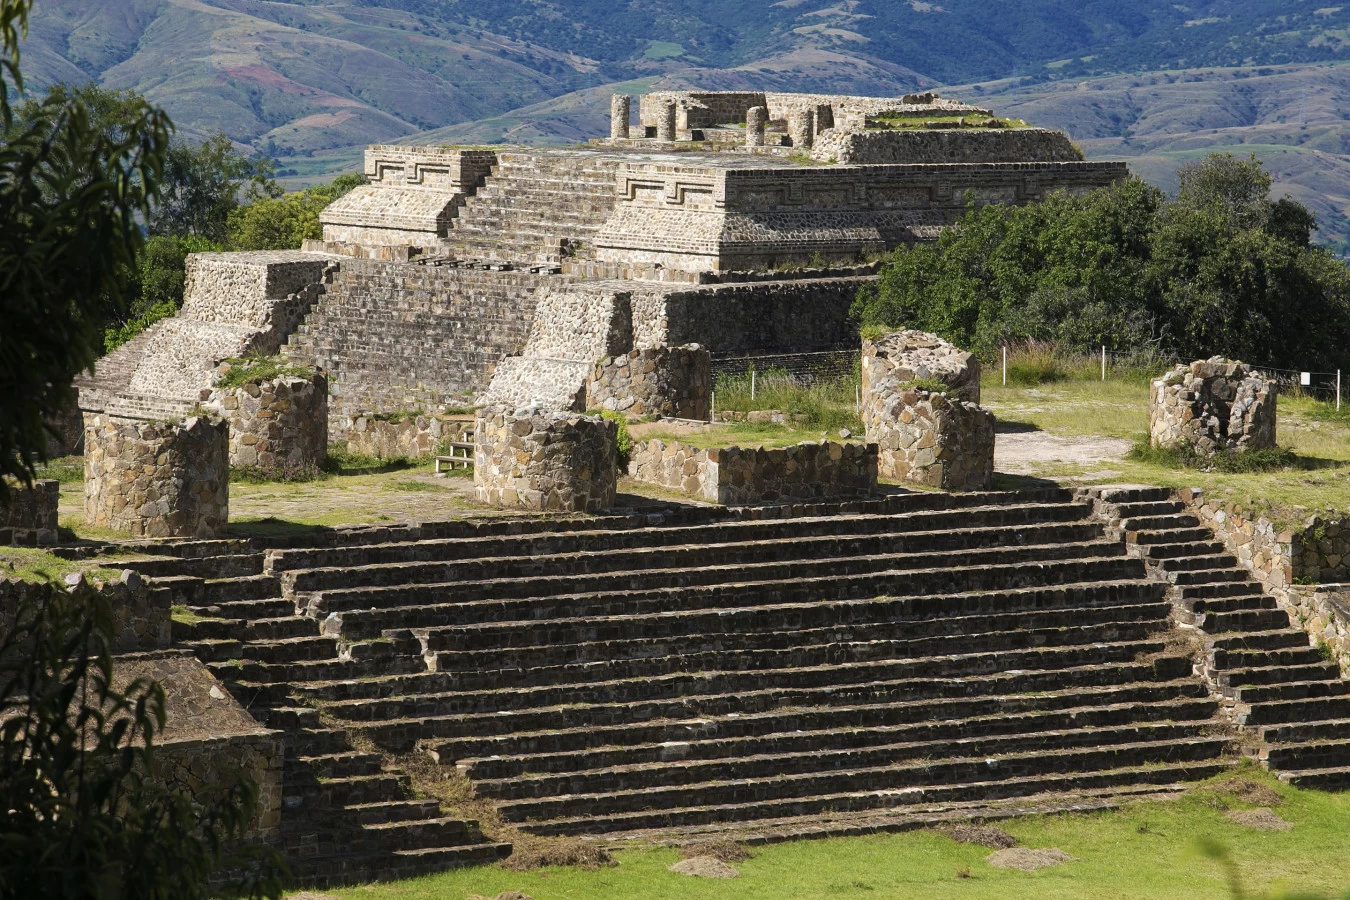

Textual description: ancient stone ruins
[1150,357,1278,455]
[3,90,1344,887]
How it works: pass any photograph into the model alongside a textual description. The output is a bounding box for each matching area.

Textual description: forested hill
[18,0,1348,160]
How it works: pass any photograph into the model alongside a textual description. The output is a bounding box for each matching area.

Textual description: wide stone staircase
[137,488,1252,856]
[1084,486,1350,790]
[445,150,625,265]
[282,260,562,420]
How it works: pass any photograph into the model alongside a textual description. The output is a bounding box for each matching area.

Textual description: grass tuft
[214,354,313,389]
[1127,440,1300,474]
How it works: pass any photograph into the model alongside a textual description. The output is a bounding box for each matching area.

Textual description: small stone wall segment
[83,413,229,538]
[746,106,767,147]
[865,387,995,490]
[0,479,59,546]
[627,438,876,504]
[0,574,171,654]
[205,373,328,471]
[1150,358,1277,455]
[610,94,631,139]
[586,344,712,420]
[180,252,330,327]
[861,330,980,404]
[346,414,474,459]
[474,406,617,512]
[811,128,1081,165]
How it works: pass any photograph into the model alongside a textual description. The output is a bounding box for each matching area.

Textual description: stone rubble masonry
[1292,515,1350,584]
[865,387,996,490]
[861,330,981,404]
[586,344,712,420]
[627,438,877,504]
[480,286,635,410]
[1150,358,1277,455]
[79,252,335,422]
[346,414,474,459]
[746,106,767,147]
[810,128,1081,165]
[611,94,631,139]
[0,574,171,655]
[0,479,59,546]
[205,372,328,471]
[656,99,678,141]
[83,413,229,538]
[787,109,815,148]
[474,406,617,512]
[861,330,993,490]
[1281,586,1350,676]
[637,91,985,134]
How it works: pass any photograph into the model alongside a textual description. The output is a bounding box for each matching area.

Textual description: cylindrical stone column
[474,407,617,512]
[787,109,815,149]
[610,94,631,140]
[656,99,678,142]
[745,106,767,148]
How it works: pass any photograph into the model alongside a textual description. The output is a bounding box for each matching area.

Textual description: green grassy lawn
[304,769,1350,900]
[982,373,1350,520]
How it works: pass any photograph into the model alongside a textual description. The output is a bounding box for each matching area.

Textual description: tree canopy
[852,154,1350,372]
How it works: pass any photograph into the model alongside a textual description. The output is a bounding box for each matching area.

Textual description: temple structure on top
[79,89,1125,443]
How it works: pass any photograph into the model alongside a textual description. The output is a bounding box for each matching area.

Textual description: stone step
[325,644,1182,724]
[1240,695,1350,726]
[289,523,1112,594]
[1088,487,1175,504]
[1261,717,1350,744]
[1158,553,1238,572]
[130,553,265,579]
[294,625,1168,701]
[1199,609,1292,634]
[289,751,387,780]
[285,772,412,809]
[1177,582,1265,602]
[1207,629,1313,655]
[1235,679,1350,704]
[473,721,1220,802]
[1121,515,1200,531]
[426,683,1214,764]
[453,697,1220,779]
[343,799,446,826]
[1169,568,1250,586]
[1184,595,1274,615]
[1109,500,1185,518]
[1220,662,1341,687]
[1143,542,1227,560]
[200,574,282,605]
[1277,766,1350,790]
[1129,527,1216,546]
[505,753,1233,835]
[422,595,1170,674]
[189,597,296,619]
[1214,645,1326,671]
[1260,739,1350,768]
[347,670,1201,751]
[212,654,426,687]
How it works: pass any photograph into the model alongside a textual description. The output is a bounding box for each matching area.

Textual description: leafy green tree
[0,0,172,492]
[103,234,223,352]
[0,581,285,899]
[151,132,278,245]
[854,154,1350,371]
[226,173,365,251]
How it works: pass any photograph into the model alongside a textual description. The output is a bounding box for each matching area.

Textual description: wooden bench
[433,441,475,475]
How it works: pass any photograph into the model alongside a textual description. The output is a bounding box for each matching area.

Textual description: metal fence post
[1101,345,1106,381]
[1002,346,1007,386]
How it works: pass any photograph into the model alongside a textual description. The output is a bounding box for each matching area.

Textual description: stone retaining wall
[206,372,328,472]
[84,414,229,538]
[627,438,876,504]
[0,574,171,653]
[1,479,59,546]
[346,414,475,459]
[586,345,711,420]
[474,407,617,512]
[1280,585,1350,675]
[1150,358,1277,455]
[811,128,1081,165]
[865,388,995,490]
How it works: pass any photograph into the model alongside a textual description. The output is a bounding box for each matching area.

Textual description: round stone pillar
[656,99,678,142]
[745,106,767,147]
[610,94,631,140]
[474,407,617,513]
[787,109,815,149]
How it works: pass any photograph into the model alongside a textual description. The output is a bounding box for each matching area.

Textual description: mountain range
[15,0,1350,248]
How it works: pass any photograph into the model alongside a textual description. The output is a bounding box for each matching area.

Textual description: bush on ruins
[854,153,1350,372]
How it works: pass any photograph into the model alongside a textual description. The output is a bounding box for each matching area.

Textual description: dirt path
[994,430,1134,476]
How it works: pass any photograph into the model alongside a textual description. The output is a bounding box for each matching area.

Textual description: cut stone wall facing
[627,438,876,504]
[205,372,328,472]
[861,330,980,403]
[811,128,1081,165]
[474,406,617,512]
[346,414,474,459]
[586,344,712,420]
[84,414,229,538]
[0,479,59,546]
[1150,358,1277,455]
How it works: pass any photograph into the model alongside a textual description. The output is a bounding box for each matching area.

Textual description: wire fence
[710,349,860,385]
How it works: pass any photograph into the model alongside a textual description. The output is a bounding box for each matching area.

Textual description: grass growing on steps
[0,547,134,584]
[300,768,1350,900]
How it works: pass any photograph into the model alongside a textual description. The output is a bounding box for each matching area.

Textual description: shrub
[597,410,633,468]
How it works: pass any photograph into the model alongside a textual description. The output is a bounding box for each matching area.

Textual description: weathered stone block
[0,479,59,546]
[861,330,981,403]
[587,344,711,420]
[84,414,229,538]
[474,406,616,512]
[628,438,876,504]
[206,371,328,472]
[1149,357,1277,455]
